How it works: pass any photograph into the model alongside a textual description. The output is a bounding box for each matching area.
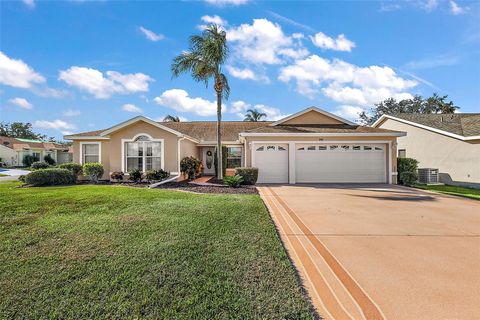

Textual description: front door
[203,147,215,175]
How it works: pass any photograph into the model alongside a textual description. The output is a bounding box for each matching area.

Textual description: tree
[163,115,181,122]
[244,109,267,122]
[171,24,229,179]
[359,93,459,125]
[0,122,46,140]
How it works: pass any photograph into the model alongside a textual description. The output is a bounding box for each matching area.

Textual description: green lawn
[0,173,8,177]
[0,181,313,319]
[415,184,480,200]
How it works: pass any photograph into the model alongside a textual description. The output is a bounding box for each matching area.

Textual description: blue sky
[1,0,479,139]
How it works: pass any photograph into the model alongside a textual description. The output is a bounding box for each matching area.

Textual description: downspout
[149,136,185,189]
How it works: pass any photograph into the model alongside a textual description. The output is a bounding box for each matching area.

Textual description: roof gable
[99,116,187,138]
[271,107,356,126]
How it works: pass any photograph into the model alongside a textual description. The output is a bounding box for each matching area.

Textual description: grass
[0,181,313,319]
[0,174,8,177]
[415,184,480,200]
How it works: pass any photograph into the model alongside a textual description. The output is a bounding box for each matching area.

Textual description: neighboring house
[373,113,480,188]
[0,136,73,167]
[64,107,405,184]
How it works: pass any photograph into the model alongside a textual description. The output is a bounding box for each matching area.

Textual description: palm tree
[244,109,267,122]
[163,115,180,122]
[171,24,229,179]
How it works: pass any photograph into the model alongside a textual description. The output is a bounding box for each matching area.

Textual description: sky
[1,0,479,140]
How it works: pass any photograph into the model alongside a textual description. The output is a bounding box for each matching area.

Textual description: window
[226,147,242,168]
[330,145,338,150]
[82,143,99,163]
[341,145,350,151]
[125,135,162,171]
[256,146,264,151]
[278,146,286,151]
[318,146,327,150]
[364,146,372,150]
[307,146,316,151]
[398,149,406,158]
[352,146,361,151]
[32,152,41,161]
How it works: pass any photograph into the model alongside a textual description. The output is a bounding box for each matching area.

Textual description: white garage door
[253,144,289,183]
[295,144,387,183]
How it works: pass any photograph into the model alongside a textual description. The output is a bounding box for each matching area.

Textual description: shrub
[23,154,39,167]
[128,168,143,183]
[110,171,124,182]
[58,162,83,180]
[400,171,418,186]
[180,156,202,180]
[43,154,56,165]
[82,162,104,183]
[397,157,419,185]
[144,169,169,182]
[235,167,259,185]
[18,175,26,183]
[223,175,244,188]
[24,168,75,186]
[31,161,50,170]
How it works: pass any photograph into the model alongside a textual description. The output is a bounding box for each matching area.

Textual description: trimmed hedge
[31,161,51,170]
[58,162,83,179]
[180,156,201,180]
[144,169,169,182]
[397,157,419,186]
[24,168,75,186]
[128,169,143,183]
[44,154,56,165]
[235,167,259,185]
[83,162,104,183]
[23,154,39,167]
[110,171,124,181]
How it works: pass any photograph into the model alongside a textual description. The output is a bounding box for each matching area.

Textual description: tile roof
[242,124,400,134]
[0,136,70,151]
[392,113,480,137]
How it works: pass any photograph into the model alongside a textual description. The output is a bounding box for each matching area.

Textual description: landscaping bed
[0,181,313,319]
[156,181,258,194]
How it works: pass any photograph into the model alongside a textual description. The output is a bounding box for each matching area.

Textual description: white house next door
[253,144,289,184]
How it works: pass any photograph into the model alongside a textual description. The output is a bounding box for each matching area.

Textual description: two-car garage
[253,143,388,184]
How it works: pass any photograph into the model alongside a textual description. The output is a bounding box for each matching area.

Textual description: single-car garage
[295,143,387,183]
[253,144,289,183]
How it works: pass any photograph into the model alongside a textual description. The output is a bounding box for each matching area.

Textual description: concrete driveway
[259,184,480,320]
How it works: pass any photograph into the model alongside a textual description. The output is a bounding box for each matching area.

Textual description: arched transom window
[125,135,162,172]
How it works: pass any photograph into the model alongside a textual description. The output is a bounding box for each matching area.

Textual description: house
[0,136,73,167]
[64,107,405,184]
[373,113,480,188]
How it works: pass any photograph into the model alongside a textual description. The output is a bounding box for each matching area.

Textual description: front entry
[202,147,215,175]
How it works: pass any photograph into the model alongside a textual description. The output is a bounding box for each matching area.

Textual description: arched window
[125,135,162,172]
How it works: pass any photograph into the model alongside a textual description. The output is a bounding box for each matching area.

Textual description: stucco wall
[282,110,344,125]
[378,118,480,184]
[0,145,17,166]
[243,135,398,183]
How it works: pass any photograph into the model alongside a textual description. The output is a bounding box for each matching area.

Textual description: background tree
[244,109,267,122]
[163,115,181,122]
[171,24,229,179]
[359,93,459,125]
[0,122,46,140]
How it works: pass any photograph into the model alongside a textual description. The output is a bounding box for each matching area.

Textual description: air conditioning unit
[418,168,439,184]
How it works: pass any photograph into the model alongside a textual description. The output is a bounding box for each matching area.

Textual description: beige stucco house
[64,107,405,184]
[373,113,480,187]
[0,136,73,167]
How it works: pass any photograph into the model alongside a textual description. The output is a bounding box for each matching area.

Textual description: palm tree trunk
[216,88,223,180]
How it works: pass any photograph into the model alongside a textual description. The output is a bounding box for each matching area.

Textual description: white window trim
[79,141,101,165]
[121,133,164,172]
[226,146,243,168]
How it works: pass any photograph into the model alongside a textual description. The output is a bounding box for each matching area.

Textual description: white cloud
[9,97,33,110]
[266,10,315,33]
[423,0,438,12]
[154,115,189,122]
[138,26,165,41]
[279,55,417,105]
[201,15,227,27]
[0,52,45,88]
[230,100,288,120]
[226,65,270,83]
[58,67,153,99]
[310,32,355,52]
[404,54,460,69]
[449,1,467,15]
[34,119,75,130]
[332,105,365,122]
[122,103,143,113]
[204,0,249,6]
[63,109,81,117]
[154,89,221,116]
[227,18,308,65]
[22,0,35,8]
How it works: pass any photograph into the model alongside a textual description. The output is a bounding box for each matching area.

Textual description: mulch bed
[155,181,258,194]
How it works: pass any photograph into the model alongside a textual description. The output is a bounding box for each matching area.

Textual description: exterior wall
[0,145,17,166]
[378,118,480,185]
[281,110,344,125]
[243,135,398,184]
[179,138,199,161]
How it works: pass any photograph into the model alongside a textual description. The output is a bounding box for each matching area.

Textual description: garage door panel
[296,144,386,183]
[254,144,289,184]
